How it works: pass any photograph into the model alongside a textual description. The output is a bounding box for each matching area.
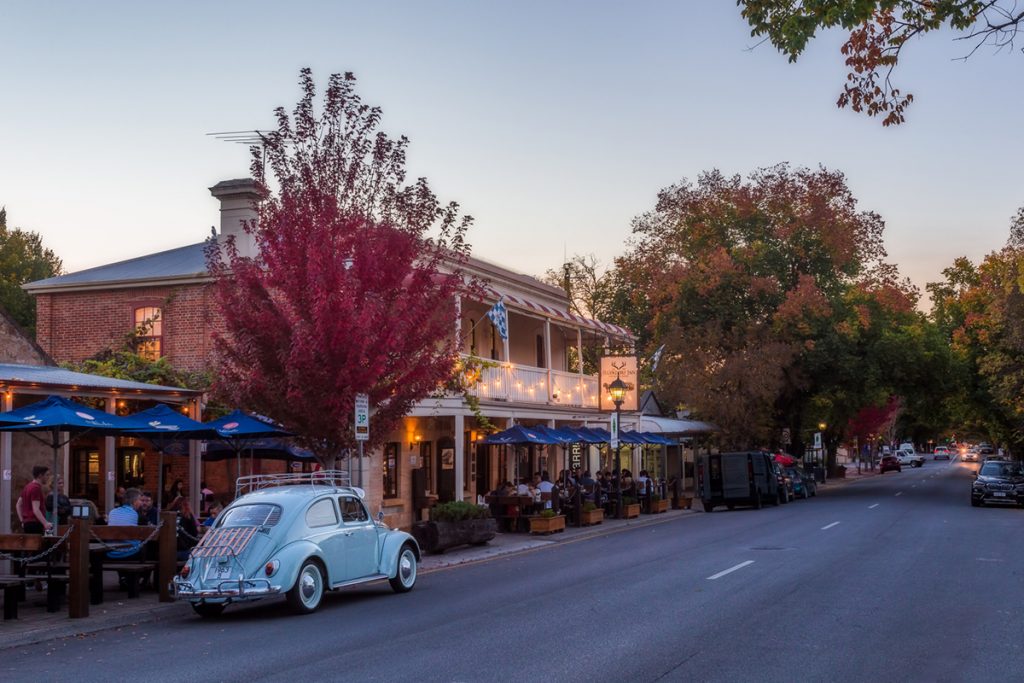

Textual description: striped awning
[481,288,633,340]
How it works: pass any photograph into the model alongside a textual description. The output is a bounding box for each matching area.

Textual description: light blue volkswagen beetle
[172,472,420,617]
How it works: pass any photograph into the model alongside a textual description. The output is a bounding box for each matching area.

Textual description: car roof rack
[235,470,354,497]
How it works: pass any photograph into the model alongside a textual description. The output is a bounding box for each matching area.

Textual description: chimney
[209,178,262,258]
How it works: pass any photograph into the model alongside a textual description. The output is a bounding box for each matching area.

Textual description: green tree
[738,1,1023,125]
[0,208,62,332]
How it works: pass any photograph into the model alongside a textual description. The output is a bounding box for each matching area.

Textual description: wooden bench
[0,575,37,620]
[103,562,159,599]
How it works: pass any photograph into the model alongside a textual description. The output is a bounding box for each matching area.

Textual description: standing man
[16,466,53,534]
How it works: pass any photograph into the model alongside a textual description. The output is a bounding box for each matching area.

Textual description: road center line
[868,503,879,509]
[895,492,903,496]
[821,521,841,530]
[707,560,755,580]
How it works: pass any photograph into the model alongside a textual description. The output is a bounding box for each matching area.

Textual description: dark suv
[971,460,1024,507]
[879,454,901,473]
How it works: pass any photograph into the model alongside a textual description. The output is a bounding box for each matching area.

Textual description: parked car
[933,446,951,460]
[173,471,421,617]
[784,466,817,498]
[773,462,794,504]
[897,446,925,468]
[698,451,782,512]
[971,460,1024,507]
[879,454,902,473]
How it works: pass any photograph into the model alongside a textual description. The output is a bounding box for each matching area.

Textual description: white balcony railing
[463,356,599,409]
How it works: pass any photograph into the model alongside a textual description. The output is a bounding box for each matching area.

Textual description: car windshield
[218,503,282,528]
[979,463,1021,477]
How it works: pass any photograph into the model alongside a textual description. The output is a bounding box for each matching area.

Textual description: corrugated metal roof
[0,363,197,394]
[24,242,208,290]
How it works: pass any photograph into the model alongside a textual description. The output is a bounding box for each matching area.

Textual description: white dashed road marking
[707,560,755,580]
[868,503,879,509]
[895,492,903,497]
[821,521,841,530]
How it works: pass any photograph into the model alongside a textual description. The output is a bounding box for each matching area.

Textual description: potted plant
[649,494,669,514]
[411,501,497,553]
[621,496,641,519]
[579,501,603,526]
[528,508,566,534]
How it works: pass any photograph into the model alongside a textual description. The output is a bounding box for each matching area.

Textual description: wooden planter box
[622,503,641,519]
[529,515,566,535]
[579,508,604,526]
[411,518,497,554]
[649,499,669,514]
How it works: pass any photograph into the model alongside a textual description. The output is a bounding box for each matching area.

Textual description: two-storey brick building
[26,178,661,529]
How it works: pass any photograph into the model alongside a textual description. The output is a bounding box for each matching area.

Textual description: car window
[305,498,339,528]
[339,496,368,523]
[980,463,1021,477]
[218,504,282,528]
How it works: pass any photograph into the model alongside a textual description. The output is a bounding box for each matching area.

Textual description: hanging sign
[570,443,583,470]
[354,393,369,442]
[610,412,619,450]
[599,356,639,412]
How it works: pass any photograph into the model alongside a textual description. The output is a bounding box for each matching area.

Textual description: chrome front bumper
[172,576,281,601]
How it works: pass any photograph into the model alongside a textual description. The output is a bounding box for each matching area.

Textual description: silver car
[172,472,420,617]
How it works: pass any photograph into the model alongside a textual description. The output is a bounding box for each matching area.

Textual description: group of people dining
[486,467,664,529]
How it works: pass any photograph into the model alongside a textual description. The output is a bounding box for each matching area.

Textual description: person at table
[636,470,651,496]
[45,475,72,526]
[516,477,533,496]
[164,479,184,511]
[138,491,159,525]
[202,502,223,527]
[108,488,142,525]
[536,472,556,509]
[16,465,53,534]
[580,470,597,492]
[176,498,200,560]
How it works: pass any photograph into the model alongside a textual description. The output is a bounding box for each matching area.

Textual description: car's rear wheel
[389,545,417,593]
[703,501,715,512]
[753,488,763,509]
[286,560,324,614]
[972,498,982,507]
[191,602,225,618]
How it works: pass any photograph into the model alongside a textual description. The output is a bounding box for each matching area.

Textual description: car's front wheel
[389,545,417,593]
[286,560,324,614]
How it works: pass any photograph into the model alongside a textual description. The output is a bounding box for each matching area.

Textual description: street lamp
[608,375,627,519]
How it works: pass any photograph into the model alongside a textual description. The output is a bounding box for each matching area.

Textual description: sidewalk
[0,507,697,650]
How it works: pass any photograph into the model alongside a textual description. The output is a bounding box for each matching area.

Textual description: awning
[638,415,717,436]
[481,288,633,340]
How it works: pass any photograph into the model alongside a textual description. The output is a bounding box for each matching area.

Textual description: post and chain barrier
[0,525,74,563]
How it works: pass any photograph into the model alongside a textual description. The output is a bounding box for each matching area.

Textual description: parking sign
[354,393,369,441]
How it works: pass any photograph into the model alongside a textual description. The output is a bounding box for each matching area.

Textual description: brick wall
[35,284,222,371]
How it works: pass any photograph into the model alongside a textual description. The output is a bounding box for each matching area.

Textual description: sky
[1,1,1021,303]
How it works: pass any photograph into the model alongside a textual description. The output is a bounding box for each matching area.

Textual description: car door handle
[341,530,354,536]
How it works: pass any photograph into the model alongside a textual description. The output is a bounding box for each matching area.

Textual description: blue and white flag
[650,344,666,373]
[486,299,509,340]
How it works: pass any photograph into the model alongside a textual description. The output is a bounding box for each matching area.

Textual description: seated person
[516,477,532,496]
[536,473,556,509]
[202,503,224,527]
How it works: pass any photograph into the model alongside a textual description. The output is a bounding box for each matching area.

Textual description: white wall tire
[389,546,417,593]
[286,560,324,614]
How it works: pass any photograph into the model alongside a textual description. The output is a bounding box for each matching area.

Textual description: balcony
[462,355,600,409]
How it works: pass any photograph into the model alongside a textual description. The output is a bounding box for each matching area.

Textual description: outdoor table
[484,495,536,532]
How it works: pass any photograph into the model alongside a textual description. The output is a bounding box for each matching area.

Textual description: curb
[0,601,189,651]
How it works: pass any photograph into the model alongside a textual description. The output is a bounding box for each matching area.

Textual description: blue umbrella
[563,426,607,444]
[481,424,558,445]
[201,411,293,490]
[1,396,141,530]
[531,424,575,445]
[203,437,315,462]
[125,404,217,510]
[627,430,675,446]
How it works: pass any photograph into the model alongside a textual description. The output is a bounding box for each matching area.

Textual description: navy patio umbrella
[202,437,315,462]
[1,395,140,531]
[201,410,293,490]
[565,426,607,444]
[125,403,217,510]
[481,424,559,446]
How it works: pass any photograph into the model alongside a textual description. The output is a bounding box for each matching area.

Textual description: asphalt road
[4,458,1022,682]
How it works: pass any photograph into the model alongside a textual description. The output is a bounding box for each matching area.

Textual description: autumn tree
[739,1,1023,125]
[0,207,62,333]
[206,69,477,468]
[618,164,892,449]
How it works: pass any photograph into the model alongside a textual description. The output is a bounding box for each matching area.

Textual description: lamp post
[608,375,627,519]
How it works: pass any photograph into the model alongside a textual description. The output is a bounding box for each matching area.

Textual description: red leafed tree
[206,69,478,467]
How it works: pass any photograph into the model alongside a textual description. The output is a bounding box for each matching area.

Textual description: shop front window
[71,448,100,500]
